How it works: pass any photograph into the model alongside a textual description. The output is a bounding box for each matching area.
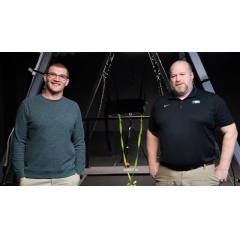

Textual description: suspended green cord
[117,114,143,186]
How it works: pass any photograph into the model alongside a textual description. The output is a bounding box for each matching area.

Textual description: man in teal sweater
[12,63,86,186]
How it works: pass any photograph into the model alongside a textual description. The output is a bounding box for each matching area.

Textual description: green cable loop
[117,114,143,186]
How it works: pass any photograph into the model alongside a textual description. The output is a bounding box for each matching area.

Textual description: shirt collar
[168,87,198,100]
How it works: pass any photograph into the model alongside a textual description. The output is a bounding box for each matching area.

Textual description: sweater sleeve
[72,106,86,176]
[11,102,28,179]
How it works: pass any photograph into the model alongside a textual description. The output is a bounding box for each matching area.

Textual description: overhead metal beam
[26,52,53,97]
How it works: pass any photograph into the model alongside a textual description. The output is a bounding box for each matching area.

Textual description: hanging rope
[148,53,164,96]
[89,74,107,139]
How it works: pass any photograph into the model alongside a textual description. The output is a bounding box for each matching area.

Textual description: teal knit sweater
[12,94,86,179]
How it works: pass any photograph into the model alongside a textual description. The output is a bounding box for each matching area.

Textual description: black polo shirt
[148,87,234,168]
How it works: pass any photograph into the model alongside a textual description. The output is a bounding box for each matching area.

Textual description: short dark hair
[46,63,69,78]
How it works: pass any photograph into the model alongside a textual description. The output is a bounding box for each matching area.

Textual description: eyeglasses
[46,72,69,81]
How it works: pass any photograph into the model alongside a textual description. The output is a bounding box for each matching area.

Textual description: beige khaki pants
[154,164,220,186]
[20,173,80,186]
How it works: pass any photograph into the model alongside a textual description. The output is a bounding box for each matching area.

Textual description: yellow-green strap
[117,114,143,186]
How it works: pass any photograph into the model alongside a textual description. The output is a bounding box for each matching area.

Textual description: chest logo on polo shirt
[164,104,170,107]
[192,100,200,104]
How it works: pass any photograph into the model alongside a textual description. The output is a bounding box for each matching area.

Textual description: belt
[161,160,215,171]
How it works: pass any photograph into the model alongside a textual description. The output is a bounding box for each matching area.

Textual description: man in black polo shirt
[147,60,238,186]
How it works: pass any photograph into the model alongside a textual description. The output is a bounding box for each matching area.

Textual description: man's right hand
[18,177,25,185]
[149,162,160,177]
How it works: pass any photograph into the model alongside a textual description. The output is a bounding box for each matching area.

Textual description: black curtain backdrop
[0,53,39,159]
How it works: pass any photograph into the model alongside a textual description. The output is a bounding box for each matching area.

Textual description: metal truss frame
[188,52,240,166]
[2,52,239,185]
